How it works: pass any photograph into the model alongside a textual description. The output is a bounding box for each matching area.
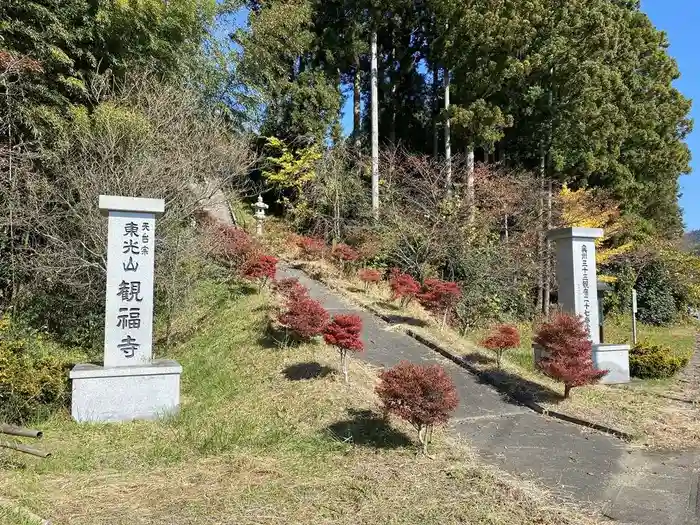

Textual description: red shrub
[242,254,277,286]
[534,313,607,398]
[389,269,421,306]
[278,296,330,341]
[272,278,309,301]
[331,243,359,263]
[417,279,461,327]
[376,361,458,454]
[357,268,382,289]
[213,225,257,270]
[297,236,326,260]
[324,314,364,383]
[481,324,520,368]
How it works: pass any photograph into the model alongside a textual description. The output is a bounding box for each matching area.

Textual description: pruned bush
[324,314,363,383]
[278,296,330,341]
[635,261,678,326]
[376,361,459,455]
[297,236,326,260]
[213,225,258,272]
[534,314,607,398]
[389,268,420,307]
[242,253,277,288]
[629,342,690,379]
[357,268,382,290]
[0,316,87,424]
[417,279,461,328]
[272,278,309,301]
[331,243,359,272]
[481,324,520,368]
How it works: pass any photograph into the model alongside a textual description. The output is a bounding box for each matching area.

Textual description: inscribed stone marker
[100,195,163,367]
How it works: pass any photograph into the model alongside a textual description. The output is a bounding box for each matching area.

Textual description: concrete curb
[288,263,634,441]
[294,266,636,443]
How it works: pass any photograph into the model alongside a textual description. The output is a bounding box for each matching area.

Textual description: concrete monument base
[592,344,630,384]
[533,343,630,384]
[69,360,182,423]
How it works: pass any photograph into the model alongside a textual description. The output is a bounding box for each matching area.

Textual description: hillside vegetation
[0,272,597,525]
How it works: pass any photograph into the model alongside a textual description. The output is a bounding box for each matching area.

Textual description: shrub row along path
[278,265,700,525]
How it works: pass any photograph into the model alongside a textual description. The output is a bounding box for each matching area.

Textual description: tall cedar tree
[376,361,459,455]
[323,314,363,383]
[481,324,520,369]
[534,313,607,398]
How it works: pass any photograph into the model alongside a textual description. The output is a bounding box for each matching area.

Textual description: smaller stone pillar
[252,195,269,236]
[547,227,603,343]
[544,227,629,384]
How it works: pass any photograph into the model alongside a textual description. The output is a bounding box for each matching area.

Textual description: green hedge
[629,342,690,379]
[0,316,86,424]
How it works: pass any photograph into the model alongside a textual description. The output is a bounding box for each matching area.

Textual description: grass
[0,273,597,525]
[296,258,700,450]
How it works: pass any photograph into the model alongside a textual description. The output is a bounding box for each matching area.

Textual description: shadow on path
[477,368,564,405]
[282,362,334,381]
[461,352,494,366]
[326,409,413,449]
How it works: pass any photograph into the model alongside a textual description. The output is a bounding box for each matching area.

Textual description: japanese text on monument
[115,221,151,358]
[581,245,591,336]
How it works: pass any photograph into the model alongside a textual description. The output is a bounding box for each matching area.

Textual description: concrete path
[279,266,700,525]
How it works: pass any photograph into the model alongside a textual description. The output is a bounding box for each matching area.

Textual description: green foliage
[262,137,322,217]
[629,342,690,379]
[235,0,342,143]
[0,316,86,424]
[448,242,535,330]
[635,260,678,326]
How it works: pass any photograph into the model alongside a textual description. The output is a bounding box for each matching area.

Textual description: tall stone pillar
[69,195,182,422]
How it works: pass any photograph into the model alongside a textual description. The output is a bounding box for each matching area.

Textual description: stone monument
[540,227,630,384]
[69,195,182,422]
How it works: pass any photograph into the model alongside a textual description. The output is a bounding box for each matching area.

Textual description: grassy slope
[0,275,595,525]
[300,259,699,450]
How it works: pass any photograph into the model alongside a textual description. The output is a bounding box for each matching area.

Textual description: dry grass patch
[304,261,700,450]
[0,276,597,525]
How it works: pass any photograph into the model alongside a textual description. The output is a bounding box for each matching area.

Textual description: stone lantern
[251,195,269,236]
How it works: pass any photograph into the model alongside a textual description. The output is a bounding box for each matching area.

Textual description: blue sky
[642,1,699,231]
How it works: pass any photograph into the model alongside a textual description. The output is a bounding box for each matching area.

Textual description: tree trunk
[418,426,429,455]
[353,58,361,148]
[504,213,509,242]
[564,384,571,399]
[389,44,396,145]
[371,30,379,219]
[444,67,452,195]
[467,143,475,224]
[543,179,553,317]
[433,66,439,158]
[341,349,348,384]
[334,183,341,241]
[536,145,545,313]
